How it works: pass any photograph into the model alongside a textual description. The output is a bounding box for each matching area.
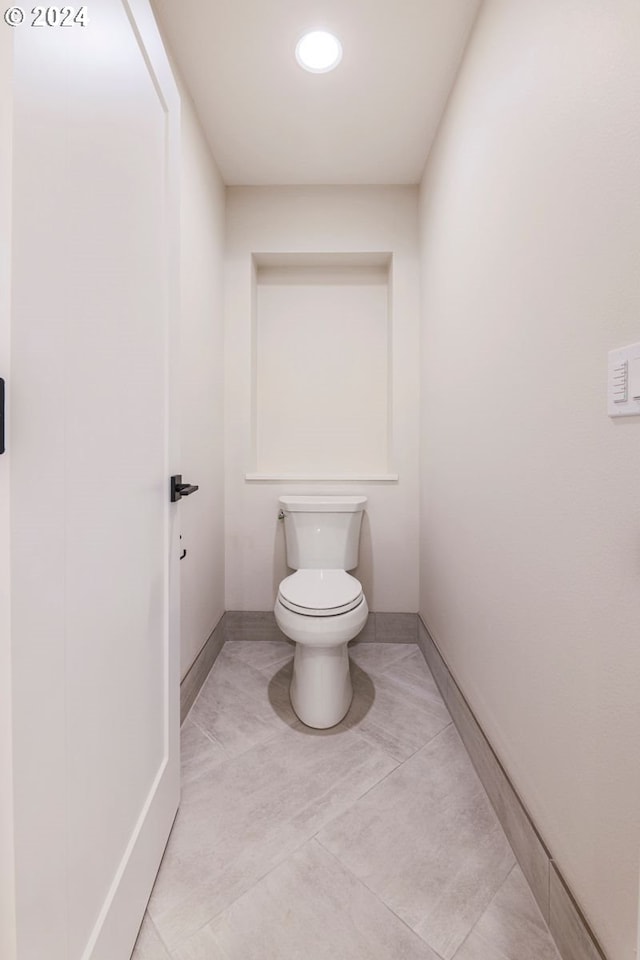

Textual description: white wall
[418,2,640,958]
[0,26,16,960]
[176,78,226,679]
[225,186,420,612]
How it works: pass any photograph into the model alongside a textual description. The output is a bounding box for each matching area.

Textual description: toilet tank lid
[279,495,366,513]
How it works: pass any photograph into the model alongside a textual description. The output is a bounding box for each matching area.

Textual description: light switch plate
[608,343,640,417]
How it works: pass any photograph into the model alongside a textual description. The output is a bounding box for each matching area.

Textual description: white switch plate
[608,343,640,417]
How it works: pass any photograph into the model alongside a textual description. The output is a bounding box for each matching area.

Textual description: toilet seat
[278,569,363,618]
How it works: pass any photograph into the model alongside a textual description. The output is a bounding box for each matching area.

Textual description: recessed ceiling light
[295,31,343,74]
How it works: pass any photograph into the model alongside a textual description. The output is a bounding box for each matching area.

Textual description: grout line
[452,928,513,960]
[187,717,231,759]
[313,721,454,820]
[163,916,221,960]
[450,864,520,960]
[313,839,447,960]
[187,720,290,767]
[346,718,453,770]
[387,720,454,766]
[342,726,405,771]
[156,846,302,956]
[353,640,419,660]
[144,911,174,960]
[168,834,328,957]
[254,656,296,678]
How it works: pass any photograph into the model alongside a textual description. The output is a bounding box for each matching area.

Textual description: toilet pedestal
[290,642,353,729]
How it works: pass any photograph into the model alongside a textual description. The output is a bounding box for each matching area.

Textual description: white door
[5,2,180,958]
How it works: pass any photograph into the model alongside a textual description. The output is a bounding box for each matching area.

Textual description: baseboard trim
[224,611,418,644]
[180,614,226,724]
[417,617,607,960]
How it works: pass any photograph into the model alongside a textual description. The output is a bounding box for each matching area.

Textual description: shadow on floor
[267,659,376,736]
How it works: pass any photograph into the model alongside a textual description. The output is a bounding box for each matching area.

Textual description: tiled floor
[132,641,562,960]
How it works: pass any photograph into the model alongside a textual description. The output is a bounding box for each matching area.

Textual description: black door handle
[170,475,199,502]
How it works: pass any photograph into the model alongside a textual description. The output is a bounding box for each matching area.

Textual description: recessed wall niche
[248,252,394,480]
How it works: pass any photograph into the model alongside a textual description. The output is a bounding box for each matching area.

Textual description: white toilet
[274,495,368,729]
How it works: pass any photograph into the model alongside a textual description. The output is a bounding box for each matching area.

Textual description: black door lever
[170,475,199,503]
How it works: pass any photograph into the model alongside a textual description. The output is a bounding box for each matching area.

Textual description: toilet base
[274,595,368,729]
[290,642,353,729]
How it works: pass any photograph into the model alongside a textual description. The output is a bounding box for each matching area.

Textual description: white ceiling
[152,0,481,186]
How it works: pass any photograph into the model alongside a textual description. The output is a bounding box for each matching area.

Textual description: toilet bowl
[274,496,368,729]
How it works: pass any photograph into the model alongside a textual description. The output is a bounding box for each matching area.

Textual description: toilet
[274,495,368,729]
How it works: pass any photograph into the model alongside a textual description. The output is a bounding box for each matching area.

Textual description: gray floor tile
[148,626,560,960]
[130,912,171,960]
[381,648,449,710]
[180,720,227,786]
[414,829,519,959]
[148,726,397,950]
[348,640,417,676]
[345,653,452,762]
[188,647,296,758]
[454,866,561,960]
[223,639,294,674]
[317,724,515,956]
[175,840,441,960]
[172,928,230,960]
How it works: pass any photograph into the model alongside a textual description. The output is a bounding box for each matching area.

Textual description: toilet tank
[279,496,367,571]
